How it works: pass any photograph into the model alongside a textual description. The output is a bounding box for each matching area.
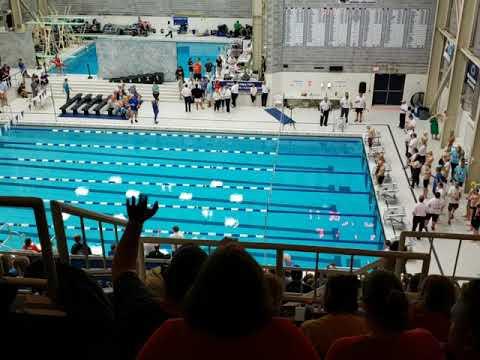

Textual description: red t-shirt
[193,63,202,74]
[326,329,445,360]
[409,303,451,343]
[137,318,319,360]
[22,244,41,252]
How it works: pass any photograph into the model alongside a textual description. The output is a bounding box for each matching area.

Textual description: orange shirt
[302,314,369,358]
[22,244,41,252]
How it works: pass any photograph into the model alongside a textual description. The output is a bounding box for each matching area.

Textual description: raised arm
[112,194,158,282]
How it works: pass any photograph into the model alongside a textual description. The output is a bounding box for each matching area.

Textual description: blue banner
[215,80,263,93]
[173,16,188,26]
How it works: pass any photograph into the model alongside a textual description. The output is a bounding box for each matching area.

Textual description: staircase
[48,75,180,103]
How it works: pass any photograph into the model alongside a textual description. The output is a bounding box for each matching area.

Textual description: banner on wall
[443,40,455,63]
[466,61,479,90]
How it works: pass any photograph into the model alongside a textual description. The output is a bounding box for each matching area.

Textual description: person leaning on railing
[112,195,207,360]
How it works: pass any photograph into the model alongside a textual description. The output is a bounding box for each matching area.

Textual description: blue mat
[59,113,128,121]
[265,107,295,125]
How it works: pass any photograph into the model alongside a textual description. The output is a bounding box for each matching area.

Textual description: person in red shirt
[137,245,319,360]
[447,280,480,360]
[326,271,444,360]
[22,238,40,252]
[409,275,456,343]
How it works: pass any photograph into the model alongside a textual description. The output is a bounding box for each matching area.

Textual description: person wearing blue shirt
[128,95,140,124]
[453,158,468,187]
[450,146,460,178]
[63,78,71,101]
[432,166,446,195]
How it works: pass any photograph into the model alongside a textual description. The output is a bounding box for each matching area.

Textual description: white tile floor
[5,95,480,279]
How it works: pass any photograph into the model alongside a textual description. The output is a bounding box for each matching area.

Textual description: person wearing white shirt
[353,93,366,123]
[447,183,462,225]
[169,225,184,252]
[231,82,239,107]
[340,92,350,123]
[250,84,257,104]
[418,141,427,164]
[165,20,175,38]
[261,84,269,107]
[426,192,443,231]
[412,195,427,233]
[181,84,192,112]
[408,133,418,159]
[406,114,417,131]
[399,101,409,129]
[319,97,331,127]
[224,87,232,113]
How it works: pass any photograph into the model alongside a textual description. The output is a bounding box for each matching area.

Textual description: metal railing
[0,196,57,299]
[139,237,431,301]
[50,200,127,267]
[399,231,480,282]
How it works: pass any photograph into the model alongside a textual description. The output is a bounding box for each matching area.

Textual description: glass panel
[471,3,480,57]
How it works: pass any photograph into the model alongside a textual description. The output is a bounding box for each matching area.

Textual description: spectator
[231,81,239,107]
[319,97,331,127]
[454,158,468,187]
[0,79,8,106]
[205,59,214,78]
[175,66,184,81]
[108,244,117,257]
[447,182,462,225]
[70,234,92,256]
[399,100,408,129]
[409,275,456,343]
[250,83,257,104]
[353,93,366,123]
[302,275,368,359]
[191,84,204,111]
[426,192,443,231]
[169,225,184,253]
[261,83,269,107]
[213,88,221,111]
[411,195,427,234]
[165,21,174,38]
[326,271,443,360]
[448,280,480,360]
[181,84,192,112]
[137,246,319,360]
[286,268,313,293]
[18,58,29,77]
[224,85,232,113]
[152,82,159,100]
[17,81,28,98]
[152,98,159,124]
[22,238,41,253]
[340,92,351,123]
[264,272,284,315]
[112,195,207,360]
[192,59,202,81]
[63,78,71,101]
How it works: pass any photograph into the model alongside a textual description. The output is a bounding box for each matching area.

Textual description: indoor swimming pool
[58,41,228,77]
[0,127,384,268]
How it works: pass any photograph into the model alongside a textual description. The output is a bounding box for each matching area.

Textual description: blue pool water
[0,127,384,269]
[176,42,228,77]
[57,41,228,77]
[59,43,99,75]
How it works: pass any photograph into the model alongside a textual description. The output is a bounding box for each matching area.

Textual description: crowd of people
[102,82,143,124]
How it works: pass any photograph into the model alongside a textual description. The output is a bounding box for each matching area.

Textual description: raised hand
[126,194,159,224]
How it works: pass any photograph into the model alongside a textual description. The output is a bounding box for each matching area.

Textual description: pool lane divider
[18,127,362,143]
[0,162,369,193]
[13,157,276,173]
[1,140,363,159]
[0,143,363,170]
[38,198,375,218]
[2,223,381,247]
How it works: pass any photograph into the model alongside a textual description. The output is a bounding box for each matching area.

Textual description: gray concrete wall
[52,0,252,18]
[96,38,177,81]
[265,0,437,74]
[0,29,36,67]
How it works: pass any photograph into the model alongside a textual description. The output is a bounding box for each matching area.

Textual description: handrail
[50,200,127,265]
[138,236,432,297]
[0,197,58,300]
[399,231,480,281]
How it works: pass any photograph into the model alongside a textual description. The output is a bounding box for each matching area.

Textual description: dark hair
[164,244,207,304]
[421,275,456,316]
[184,246,272,337]
[363,271,409,332]
[291,268,303,281]
[172,225,179,232]
[24,238,32,246]
[453,280,480,352]
[324,275,360,314]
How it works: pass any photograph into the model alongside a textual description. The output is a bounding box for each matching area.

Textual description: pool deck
[4,95,480,279]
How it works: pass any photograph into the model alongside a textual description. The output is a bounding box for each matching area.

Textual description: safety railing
[0,197,57,300]
[399,231,480,282]
[50,200,128,267]
[139,237,431,301]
